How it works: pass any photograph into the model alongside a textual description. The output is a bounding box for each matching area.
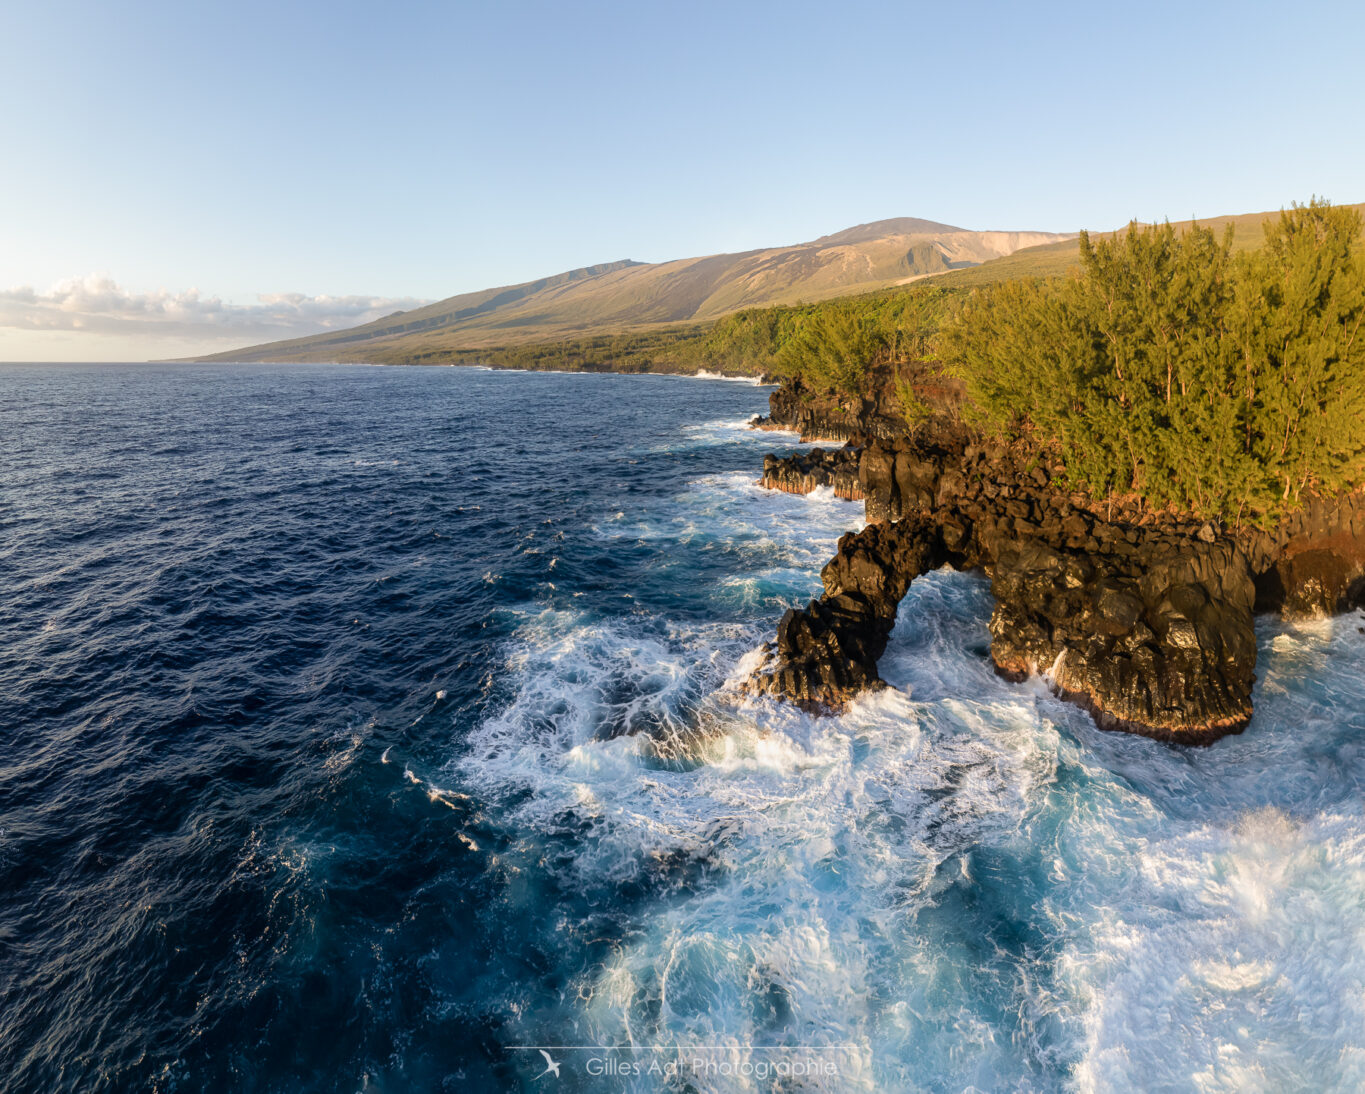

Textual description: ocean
[2,363,1364,1093]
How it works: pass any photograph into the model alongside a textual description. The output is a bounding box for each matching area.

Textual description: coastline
[744,379,1365,745]
[151,354,775,384]
[7,362,1365,1089]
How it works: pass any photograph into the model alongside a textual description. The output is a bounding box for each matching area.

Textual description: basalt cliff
[746,379,1365,745]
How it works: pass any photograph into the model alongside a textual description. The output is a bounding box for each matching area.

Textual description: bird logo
[533,1049,561,1080]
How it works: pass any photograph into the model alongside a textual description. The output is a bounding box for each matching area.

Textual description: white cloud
[0,275,430,340]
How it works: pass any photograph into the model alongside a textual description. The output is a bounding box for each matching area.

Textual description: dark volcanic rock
[760,446,864,501]
[988,538,1257,744]
[747,417,1365,745]
[751,376,906,443]
[744,517,947,709]
[1248,505,1365,617]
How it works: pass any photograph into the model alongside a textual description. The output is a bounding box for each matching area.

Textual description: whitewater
[450,434,1365,1092]
[1,364,1362,1093]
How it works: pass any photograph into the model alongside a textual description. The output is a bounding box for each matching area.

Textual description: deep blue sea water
[3,363,1365,1094]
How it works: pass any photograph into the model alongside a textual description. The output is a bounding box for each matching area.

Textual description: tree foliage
[941,200,1365,521]
[770,287,954,394]
[775,303,885,395]
[891,366,933,429]
[429,284,956,381]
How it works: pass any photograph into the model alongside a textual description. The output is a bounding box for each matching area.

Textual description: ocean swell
[2,364,1363,1092]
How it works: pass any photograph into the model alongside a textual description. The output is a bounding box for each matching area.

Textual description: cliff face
[751,373,920,443]
[747,407,1365,745]
[759,448,863,500]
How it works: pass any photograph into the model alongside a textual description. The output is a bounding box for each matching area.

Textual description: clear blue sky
[3,0,1363,359]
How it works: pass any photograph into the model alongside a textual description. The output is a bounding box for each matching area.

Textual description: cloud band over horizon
[0,275,430,346]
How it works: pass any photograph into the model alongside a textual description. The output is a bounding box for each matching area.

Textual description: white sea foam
[691,369,769,386]
[641,416,830,456]
[646,417,818,455]
[451,456,1365,1089]
[1065,805,1365,1092]
[455,590,1060,1088]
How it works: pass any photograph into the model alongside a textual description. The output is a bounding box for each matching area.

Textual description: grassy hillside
[311,286,961,378]
[191,200,1364,376]
[191,219,1070,363]
[928,203,1365,287]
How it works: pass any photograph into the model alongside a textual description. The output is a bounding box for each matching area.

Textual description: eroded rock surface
[749,422,1365,744]
[745,517,948,709]
[751,376,906,443]
[989,538,1257,743]
[759,447,864,501]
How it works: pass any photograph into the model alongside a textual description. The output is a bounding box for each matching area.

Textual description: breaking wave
[4,363,1363,1092]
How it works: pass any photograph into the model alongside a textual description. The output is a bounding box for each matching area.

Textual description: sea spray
[4,363,1364,1092]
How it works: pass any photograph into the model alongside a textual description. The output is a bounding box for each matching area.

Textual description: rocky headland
[747,380,1365,745]
[759,447,863,501]
[751,375,910,444]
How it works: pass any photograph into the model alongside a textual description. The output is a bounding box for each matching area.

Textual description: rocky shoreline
[759,448,864,501]
[745,383,1365,745]
[751,376,908,444]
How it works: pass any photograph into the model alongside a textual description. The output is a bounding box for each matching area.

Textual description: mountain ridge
[190,219,1072,362]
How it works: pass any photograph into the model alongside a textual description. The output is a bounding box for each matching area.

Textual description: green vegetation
[400,325,713,373]
[891,367,933,429]
[194,220,1072,365]
[926,203,1365,289]
[775,302,885,394]
[410,285,960,383]
[425,200,1365,522]
[189,199,1365,522]
[423,310,805,375]
[415,206,1363,398]
[770,289,952,394]
[941,201,1365,521]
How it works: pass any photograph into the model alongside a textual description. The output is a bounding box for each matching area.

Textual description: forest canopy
[940,201,1365,522]
[430,199,1365,523]
[426,286,955,381]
